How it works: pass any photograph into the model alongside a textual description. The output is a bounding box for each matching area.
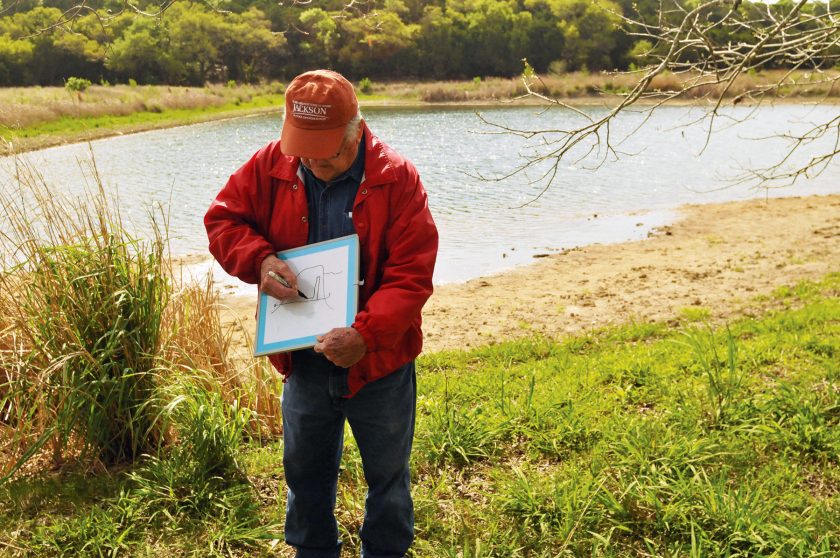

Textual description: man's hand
[260,255,298,301]
[314,327,367,368]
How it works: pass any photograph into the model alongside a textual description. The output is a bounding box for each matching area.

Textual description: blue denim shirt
[296,138,365,386]
[302,138,365,244]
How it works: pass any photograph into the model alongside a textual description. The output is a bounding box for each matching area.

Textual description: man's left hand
[314,327,367,368]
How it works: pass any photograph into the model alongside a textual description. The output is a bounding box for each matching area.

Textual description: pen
[267,270,309,299]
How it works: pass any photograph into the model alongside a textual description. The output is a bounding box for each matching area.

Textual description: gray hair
[344,110,363,142]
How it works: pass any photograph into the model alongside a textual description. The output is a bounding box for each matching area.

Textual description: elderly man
[204,69,438,558]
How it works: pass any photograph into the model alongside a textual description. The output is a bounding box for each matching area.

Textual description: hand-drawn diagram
[270,265,343,313]
[255,234,359,356]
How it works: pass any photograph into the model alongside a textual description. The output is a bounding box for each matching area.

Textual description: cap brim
[280,122,345,159]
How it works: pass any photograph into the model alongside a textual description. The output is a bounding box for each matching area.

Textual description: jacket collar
[270,122,396,187]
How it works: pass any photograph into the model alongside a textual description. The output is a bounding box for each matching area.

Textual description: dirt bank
[212,194,840,354]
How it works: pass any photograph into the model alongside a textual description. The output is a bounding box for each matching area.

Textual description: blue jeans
[282,352,416,558]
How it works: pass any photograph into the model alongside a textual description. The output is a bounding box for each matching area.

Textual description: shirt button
[301,216,307,223]
[361,188,368,195]
[292,184,298,190]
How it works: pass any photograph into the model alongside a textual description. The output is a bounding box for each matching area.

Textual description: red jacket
[205,124,438,396]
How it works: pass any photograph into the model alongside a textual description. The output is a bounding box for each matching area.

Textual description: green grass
[1,273,837,556]
[406,274,839,557]
[1,94,284,148]
[0,83,289,153]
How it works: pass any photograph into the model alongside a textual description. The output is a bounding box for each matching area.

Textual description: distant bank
[2,70,838,155]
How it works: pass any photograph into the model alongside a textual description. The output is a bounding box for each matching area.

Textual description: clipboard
[254,234,360,356]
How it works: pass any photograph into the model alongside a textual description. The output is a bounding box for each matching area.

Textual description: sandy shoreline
[212,193,840,354]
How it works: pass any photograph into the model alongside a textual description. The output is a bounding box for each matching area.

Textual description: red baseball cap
[280,70,359,159]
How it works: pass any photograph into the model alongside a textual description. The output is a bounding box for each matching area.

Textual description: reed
[0,159,170,477]
[0,156,283,482]
[162,275,283,440]
[0,156,282,552]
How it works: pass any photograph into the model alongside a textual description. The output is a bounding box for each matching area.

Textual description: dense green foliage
[0,0,836,86]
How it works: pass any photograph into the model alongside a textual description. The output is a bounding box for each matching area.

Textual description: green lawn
[1,274,837,557]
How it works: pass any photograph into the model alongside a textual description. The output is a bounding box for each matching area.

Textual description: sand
[212,194,840,354]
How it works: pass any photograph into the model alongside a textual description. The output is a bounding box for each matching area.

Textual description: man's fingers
[309,329,364,367]
[259,255,300,298]
[261,277,295,301]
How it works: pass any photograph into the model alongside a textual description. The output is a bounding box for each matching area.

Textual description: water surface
[3,104,838,287]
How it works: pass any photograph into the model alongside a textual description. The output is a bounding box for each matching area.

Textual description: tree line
[0,0,834,87]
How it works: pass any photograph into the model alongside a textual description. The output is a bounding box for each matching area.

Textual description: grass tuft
[0,159,169,476]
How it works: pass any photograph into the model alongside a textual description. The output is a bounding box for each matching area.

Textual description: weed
[27,501,138,557]
[679,325,746,426]
[522,402,601,460]
[421,394,500,467]
[764,383,840,461]
[495,466,602,549]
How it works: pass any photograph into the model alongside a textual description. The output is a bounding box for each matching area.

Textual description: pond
[3,103,839,287]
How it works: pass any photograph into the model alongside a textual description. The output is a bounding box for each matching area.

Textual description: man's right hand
[259,255,299,301]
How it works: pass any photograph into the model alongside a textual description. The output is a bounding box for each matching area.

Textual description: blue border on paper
[254,234,359,356]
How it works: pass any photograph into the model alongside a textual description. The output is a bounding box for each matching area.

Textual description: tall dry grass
[0,160,170,476]
[163,275,283,440]
[368,69,840,103]
[0,156,282,481]
[0,82,284,130]
[4,71,834,133]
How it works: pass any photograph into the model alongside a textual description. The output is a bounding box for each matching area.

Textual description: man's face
[301,124,364,182]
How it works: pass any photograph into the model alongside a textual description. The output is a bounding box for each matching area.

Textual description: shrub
[65,77,92,92]
[358,77,373,95]
[128,78,138,87]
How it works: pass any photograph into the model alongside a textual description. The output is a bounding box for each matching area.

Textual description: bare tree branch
[489,0,840,198]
